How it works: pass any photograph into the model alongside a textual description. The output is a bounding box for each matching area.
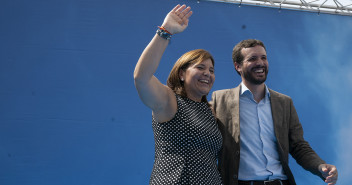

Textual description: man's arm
[288,98,338,184]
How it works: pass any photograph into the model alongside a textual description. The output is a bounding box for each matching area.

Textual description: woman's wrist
[156,26,172,40]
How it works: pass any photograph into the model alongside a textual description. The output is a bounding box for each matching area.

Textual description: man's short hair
[232,39,266,76]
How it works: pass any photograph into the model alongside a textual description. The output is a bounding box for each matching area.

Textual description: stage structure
[200,0,352,16]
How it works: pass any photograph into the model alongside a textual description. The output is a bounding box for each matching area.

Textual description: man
[211,39,338,185]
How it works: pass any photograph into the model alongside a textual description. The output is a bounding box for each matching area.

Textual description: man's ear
[234,62,241,75]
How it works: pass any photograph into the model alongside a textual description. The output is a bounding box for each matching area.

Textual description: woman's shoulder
[152,88,178,123]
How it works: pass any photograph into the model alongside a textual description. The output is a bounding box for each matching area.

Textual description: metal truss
[199,0,352,16]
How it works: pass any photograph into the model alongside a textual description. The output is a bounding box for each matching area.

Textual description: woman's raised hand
[161,4,193,35]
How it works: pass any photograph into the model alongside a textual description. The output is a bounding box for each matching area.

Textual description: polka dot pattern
[150,94,223,185]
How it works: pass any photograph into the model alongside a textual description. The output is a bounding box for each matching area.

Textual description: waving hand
[161,4,193,35]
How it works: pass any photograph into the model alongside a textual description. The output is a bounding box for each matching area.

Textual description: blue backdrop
[1,0,351,184]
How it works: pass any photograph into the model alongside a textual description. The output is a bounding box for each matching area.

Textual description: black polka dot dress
[150,94,223,185]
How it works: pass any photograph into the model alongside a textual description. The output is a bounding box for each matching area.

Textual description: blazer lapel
[269,89,285,143]
[230,85,241,143]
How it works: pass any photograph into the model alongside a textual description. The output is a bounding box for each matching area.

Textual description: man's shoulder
[213,88,235,94]
[213,85,240,95]
[268,88,292,101]
[212,87,238,99]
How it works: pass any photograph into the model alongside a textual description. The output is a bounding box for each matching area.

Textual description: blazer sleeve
[287,97,326,180]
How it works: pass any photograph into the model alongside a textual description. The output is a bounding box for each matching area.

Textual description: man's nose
[256,59,266,66]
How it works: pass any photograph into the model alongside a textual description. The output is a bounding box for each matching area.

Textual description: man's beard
[243,67,268,85]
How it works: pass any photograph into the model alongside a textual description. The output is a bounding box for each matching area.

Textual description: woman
[134,4,222,185]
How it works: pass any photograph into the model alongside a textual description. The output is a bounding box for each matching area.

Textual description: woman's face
[179,58,215,102]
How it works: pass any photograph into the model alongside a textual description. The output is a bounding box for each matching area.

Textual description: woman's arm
[133,4,192,119]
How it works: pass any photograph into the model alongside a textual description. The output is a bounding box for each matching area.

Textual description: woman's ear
[179,69,185,82]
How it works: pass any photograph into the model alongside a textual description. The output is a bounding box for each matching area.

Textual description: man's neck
[242,81,266,103]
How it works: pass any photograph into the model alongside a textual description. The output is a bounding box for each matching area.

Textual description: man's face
[236,45,268,85]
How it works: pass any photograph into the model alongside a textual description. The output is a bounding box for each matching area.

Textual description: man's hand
[319,163,338,185]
